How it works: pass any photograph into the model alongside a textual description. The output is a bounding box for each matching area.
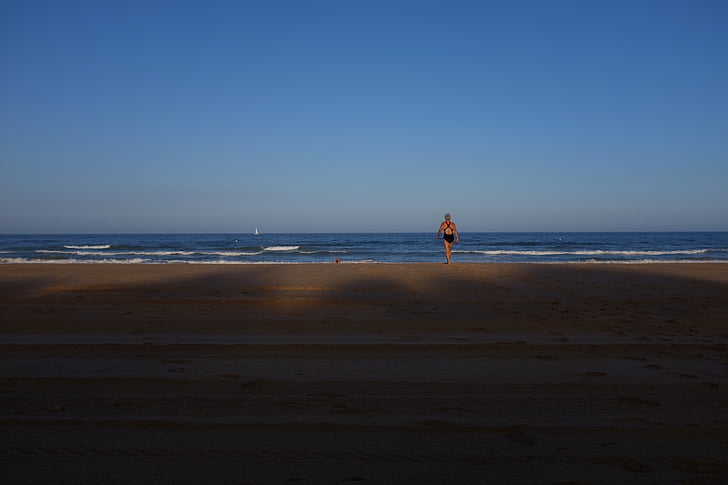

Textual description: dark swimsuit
[443,222,455,243]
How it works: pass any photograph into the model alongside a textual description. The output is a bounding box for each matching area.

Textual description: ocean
[1,232,727,264]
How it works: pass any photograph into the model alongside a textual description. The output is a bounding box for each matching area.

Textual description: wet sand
[1,263,727,484]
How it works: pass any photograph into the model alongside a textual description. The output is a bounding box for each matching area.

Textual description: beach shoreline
[2,263,727,483]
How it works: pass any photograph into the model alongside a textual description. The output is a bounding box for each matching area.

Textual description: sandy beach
[1,263,727,484]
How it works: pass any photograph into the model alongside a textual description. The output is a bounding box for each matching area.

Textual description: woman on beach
[437,213,460,263]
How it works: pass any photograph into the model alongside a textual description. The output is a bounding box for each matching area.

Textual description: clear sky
[2,0,727,233]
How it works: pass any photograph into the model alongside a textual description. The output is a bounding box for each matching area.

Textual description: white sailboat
[254,227,260,236]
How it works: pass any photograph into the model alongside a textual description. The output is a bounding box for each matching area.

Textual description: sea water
[1,232,727,264]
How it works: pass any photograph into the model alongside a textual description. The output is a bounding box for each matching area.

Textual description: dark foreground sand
[1,263,727,484]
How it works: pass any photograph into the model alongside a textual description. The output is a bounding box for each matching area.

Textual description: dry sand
[1,263,727,484]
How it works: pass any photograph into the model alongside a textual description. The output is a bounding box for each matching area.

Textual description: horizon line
[2,230,727,236]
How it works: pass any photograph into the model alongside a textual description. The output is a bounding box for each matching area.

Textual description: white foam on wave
[455,249,713,256]
[208,251,264,256]
[263,246,300,251]
[137,251,197,256]
[2,257,726,265]
[40,249,267,257]
[40,250,197,257]
[64,245,111,250]
[1,258,150,264]
[159,260,306,265]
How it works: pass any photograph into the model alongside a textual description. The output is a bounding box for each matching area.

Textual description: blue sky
[2,0,726,233]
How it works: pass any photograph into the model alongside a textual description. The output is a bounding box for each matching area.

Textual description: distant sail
[254,228,260,235]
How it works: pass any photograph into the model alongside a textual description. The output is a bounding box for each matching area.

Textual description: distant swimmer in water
[437,213,460,264]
